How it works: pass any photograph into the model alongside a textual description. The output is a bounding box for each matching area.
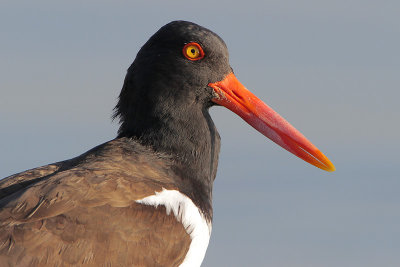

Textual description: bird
[0,20,335,266]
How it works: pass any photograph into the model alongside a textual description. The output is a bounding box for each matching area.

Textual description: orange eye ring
[183,42,205,61]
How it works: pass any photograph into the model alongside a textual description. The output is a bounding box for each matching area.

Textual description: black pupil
[191,48,196,55]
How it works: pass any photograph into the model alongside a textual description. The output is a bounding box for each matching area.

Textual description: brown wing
[0,139,192,266]
[0,163,61,199]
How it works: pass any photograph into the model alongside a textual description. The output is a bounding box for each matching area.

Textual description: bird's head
[114,20,335,172]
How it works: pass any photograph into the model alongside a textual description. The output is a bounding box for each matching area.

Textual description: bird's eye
[183,42,205,61]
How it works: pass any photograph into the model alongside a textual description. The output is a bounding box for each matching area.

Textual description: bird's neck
[117,105,220,220]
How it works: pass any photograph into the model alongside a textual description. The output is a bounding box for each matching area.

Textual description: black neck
[113,64,221,220]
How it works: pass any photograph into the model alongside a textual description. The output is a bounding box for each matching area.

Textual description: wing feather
[0,139,192,266]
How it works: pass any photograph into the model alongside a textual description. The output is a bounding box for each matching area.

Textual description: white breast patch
[136,188,212,267]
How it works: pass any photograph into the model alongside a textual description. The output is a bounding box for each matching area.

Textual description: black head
[114,20,232,138]
[114,20,335,175]
[112,20,335,220]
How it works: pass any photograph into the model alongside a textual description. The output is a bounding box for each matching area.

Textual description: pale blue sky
[1,1,400,266]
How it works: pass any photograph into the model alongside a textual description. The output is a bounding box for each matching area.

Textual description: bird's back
[0,138,192,266]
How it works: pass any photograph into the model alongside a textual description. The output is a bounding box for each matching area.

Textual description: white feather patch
[136,188,212,267]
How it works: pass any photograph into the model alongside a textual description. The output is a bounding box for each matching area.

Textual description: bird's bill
[209,72,335,172]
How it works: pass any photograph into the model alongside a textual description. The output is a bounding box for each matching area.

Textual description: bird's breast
[136,188,212,267]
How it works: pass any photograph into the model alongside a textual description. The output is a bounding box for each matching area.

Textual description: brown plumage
[0,138,191,266]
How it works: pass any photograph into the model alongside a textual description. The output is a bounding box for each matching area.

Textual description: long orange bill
[209,72,335,172]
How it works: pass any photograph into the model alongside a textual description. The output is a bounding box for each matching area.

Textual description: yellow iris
[185,45,200,59]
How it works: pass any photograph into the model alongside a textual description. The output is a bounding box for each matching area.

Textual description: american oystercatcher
[0,21,335,266]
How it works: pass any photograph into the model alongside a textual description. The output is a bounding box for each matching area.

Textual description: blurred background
[1,1,399,266]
